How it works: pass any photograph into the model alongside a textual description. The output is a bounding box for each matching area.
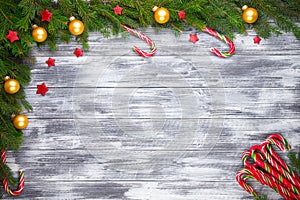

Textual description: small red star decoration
[46,57,55,67]
[253,36,261,44]
[40,9,52,22]
[73,48,83,57]
[178,11,186,19]
[36,83,48,96]
[113,5,123,15]
[6,30,19,43]
[178,11,186,22]
[189,34,199,44]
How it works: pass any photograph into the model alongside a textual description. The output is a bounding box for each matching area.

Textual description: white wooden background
[4,28,300,200]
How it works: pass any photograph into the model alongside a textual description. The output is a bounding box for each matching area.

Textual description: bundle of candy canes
[236,134,300,199]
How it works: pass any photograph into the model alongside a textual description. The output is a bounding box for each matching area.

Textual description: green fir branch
[288,151,300,174]
[255,195,268,200]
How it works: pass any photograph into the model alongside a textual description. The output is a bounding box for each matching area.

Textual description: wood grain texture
[3,28,300,200]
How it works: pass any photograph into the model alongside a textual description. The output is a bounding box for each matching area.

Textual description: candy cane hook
[262,134,300,188]
[202,26,235,58]
[262,134,297,180]
[122,25,157,57]
[1,149,24,196]
[266,133,292,152]
[236,169,259,197]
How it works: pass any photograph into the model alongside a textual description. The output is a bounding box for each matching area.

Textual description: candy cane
[249,147,300,195]
[236,168,259,197]
[260,136,300,189]
[261,145,300,192]
[264,134,294,173]
[1,149,24,196]
[202,26,235,58]
[237,167,298,200]
[266,134,292,152]
[263,134,300,185]
[122,25,156,57]
[242,150,299,199]
[241,151,273,187]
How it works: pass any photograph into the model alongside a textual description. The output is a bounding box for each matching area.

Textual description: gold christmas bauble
[32,26,48,42]
[4,78,20,94]
[242,6,258,24]
[13,114,28,130]
[153,7,170,24]
[69,17,85,36]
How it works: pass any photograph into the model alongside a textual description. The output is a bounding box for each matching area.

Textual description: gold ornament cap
[152,6,158,12]
[242,5,248,10]
[4,76,10,81]
[70,16,76,21]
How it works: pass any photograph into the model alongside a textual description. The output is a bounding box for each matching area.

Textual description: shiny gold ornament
[32,25,48,42]
[4,77,20,94]
[13,114,29,130]
[69,17,85,36]
[153,6,170,24]
[242,5,258,24]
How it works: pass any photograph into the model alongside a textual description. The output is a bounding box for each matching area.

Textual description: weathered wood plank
[24,87,300,119]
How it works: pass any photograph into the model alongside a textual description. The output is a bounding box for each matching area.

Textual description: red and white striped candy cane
[241,150,299,199]
[264,134,294,172]
[249,147,300,196]
[236,168,260,197]
[1,149,24,196]
[260,138,300,189]
[264,134,300,184]
[266,133,292,152]
[236,166,298,200]
[202,26,235,58]
[122,25,156,57]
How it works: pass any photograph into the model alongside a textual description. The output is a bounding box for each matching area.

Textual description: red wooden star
[113,5,123,15]
[178,11,186,19]
[36,83,48,96]
[253,36,261,44]
[73,48,83,57]
[189,34,199,44]
[46,57,55,67]
[178,11,186,22]
[40,9,52,22]
[6,30,19,43]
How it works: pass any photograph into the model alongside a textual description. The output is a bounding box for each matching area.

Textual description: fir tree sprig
[255,195,268,200]
[288,151,300,174]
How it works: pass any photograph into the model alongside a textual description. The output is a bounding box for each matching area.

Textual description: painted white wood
[5,29,299,200]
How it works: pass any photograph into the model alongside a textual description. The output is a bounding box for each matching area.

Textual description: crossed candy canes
[122,25,235,58]
[236,134,300,199]
[1,149,24,196]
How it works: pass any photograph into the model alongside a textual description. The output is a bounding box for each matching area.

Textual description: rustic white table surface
[5,28,300,200]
